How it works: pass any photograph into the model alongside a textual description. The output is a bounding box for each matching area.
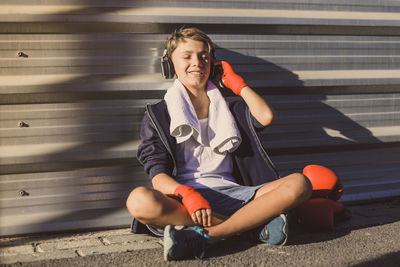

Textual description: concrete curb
[0,229,161,265]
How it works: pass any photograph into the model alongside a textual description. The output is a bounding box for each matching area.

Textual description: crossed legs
[126,173,312,240]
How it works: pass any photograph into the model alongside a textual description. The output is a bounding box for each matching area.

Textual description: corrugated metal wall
[1,1,400,236]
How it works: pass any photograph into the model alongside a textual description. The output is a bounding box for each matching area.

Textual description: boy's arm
[152,173,181,195]
[240,85,275,127]
[219,61,275,127]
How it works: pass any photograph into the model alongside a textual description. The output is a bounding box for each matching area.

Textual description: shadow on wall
[1,33,158,235]
[5,32,383,235]
[214,45,381,157]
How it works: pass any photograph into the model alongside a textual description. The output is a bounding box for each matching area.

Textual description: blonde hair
[166,27,213,57]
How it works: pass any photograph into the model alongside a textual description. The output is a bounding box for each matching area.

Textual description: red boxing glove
[174,185,211,215]
[303,164,343,200]
[220,61,248,96]
[294,198,350,230]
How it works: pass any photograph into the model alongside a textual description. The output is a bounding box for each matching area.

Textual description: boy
[127,27,312,261]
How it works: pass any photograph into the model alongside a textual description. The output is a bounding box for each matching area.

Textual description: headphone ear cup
[160,49,175,79]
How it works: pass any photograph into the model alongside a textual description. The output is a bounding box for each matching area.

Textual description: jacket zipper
[145,104,177,177]
[245,107,279,179]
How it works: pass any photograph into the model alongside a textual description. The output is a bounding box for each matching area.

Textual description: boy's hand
[192,208,212,227]
[219,61,248,96]
[174,185,212,227]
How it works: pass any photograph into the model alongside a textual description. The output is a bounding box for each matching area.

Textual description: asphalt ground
[1,197,400,267]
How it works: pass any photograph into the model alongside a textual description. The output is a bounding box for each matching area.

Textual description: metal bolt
[17,51,28,58]
[19,190,29,196]
[19,121,29,127]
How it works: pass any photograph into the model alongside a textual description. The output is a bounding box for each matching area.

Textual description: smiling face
[170,38,211,92]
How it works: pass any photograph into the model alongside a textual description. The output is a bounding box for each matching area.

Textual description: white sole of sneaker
[279,214,289,246]
[163,225,173,261]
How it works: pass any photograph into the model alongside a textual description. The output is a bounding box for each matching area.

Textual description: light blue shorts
[196,184,265,217]
[146,184,265,236]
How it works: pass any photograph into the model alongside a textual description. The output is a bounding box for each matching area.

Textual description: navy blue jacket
[132,99,280,235]
[137,99,279,186]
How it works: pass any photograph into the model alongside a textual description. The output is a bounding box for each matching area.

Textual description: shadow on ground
[352,251,400,267]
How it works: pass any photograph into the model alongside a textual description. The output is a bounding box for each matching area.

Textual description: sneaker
[259,214,288,246]
[163,225,211,261]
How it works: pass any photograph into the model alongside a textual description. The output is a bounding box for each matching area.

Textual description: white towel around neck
[164,79,241,155]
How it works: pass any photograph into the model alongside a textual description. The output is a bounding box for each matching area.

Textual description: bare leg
[205,173,312,240]
[126,187,224,229]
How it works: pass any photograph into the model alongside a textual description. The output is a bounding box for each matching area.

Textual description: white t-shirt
[175,118,239,189]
